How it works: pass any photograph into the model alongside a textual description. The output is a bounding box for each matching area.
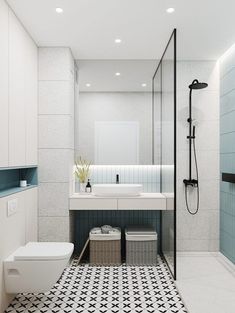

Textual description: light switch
[7,199,18,217]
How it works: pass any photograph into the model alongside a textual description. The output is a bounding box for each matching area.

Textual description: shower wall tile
[220,67,235,96]
[177,61,220,252]
[220,46,235,264]
[220,89,235,116]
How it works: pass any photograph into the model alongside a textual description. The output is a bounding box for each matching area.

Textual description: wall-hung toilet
[4,242,74,294]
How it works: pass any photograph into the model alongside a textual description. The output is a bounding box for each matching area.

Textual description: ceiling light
[86,83,91,87]
[115,38,122,44]
[166,7,175,13]
[115,72,121,76]
[142,83,147,87]
[55,7,63,13]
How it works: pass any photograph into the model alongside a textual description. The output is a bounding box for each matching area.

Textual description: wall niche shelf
[0,166,38,198]
[222,173,235,184]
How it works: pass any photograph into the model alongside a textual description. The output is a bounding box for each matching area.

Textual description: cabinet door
[0,2,9,167]
[25,35,38,165]
[9,10,26,166]
[9,11,38,167]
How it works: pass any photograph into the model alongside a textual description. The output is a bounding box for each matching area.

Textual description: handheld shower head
[189,79,208,90]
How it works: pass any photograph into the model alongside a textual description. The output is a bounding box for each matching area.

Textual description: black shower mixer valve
[183,179,198,187]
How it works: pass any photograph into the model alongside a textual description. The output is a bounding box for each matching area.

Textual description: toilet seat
[14,242,73,261]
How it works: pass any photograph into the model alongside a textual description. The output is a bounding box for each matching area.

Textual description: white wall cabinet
[8,11,38,167]
[0,7,38,168]
[0,1,9,167]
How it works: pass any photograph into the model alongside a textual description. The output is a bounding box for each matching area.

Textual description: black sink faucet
[116,174,119,184]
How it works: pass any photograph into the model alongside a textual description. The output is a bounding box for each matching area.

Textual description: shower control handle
[183,179,198,187]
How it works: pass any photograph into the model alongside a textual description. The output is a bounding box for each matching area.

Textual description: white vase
[80,183,86,193]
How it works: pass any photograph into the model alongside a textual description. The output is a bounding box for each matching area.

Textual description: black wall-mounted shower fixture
[183,79,208,215]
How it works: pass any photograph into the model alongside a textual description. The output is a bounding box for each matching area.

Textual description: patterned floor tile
[5,256,187,313]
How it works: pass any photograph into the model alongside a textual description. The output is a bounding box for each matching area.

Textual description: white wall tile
[38,149,72,183]
[39,48,74,81]
[177,61,219,92]
[177,150,219,182]
[39,81,74,115]
[177,120,219,151]
[38,217,70,242]
[177,210,219,240]
[39,183,70,217]
[177,91,219,122]
[177,179,219,211]
[39,115,73,149]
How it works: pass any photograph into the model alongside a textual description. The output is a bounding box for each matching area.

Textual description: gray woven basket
[126,240,157,265]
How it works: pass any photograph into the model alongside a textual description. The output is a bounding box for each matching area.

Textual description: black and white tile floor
[6,257,187,313]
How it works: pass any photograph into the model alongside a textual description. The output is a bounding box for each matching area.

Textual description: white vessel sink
[92,184,143,196]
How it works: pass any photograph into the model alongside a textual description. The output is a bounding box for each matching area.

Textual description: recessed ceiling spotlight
[86,83,91,87]
[115,72,121,76]
[142,83,147,87]
[115,38,122,44]
[55,7,63,13]
[166,7,175,13]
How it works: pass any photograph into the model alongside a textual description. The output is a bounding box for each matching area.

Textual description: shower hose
[185,138,200,215]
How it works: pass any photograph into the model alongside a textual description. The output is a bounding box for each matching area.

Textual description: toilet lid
[14,242,74,261]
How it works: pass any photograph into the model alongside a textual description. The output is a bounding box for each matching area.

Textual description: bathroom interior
[0,1,235,313]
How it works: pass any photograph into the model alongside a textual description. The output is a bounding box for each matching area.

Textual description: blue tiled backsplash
[75,165,174,193]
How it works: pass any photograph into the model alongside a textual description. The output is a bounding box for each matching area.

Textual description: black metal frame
[152,29,177,280]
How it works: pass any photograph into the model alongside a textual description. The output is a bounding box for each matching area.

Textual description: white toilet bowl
[4,242,74,293]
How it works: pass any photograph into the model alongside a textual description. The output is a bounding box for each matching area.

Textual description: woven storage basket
[89,229,121,265]
[125,226,157,265]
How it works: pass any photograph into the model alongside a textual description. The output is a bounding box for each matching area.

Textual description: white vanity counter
[69,193,173,211]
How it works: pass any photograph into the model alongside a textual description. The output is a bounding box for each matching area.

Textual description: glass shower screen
[152,29,176,279]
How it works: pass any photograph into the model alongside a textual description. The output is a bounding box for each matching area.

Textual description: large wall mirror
[75,60,158,165]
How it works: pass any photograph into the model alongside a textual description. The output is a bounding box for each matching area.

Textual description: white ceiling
[7,0,235,60]
[77,60,157,92]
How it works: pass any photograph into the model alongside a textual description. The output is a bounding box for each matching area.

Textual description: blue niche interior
[0,166,38,197]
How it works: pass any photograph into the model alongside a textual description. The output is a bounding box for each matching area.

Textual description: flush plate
[7,199,18,217]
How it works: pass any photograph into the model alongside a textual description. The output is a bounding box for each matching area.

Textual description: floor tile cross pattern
[6,256,187,313]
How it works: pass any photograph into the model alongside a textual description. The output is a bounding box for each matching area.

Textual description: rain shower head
[189,79,208,90]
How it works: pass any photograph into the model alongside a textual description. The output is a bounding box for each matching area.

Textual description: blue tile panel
[220,49,235,263]
[74,210,161,256]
